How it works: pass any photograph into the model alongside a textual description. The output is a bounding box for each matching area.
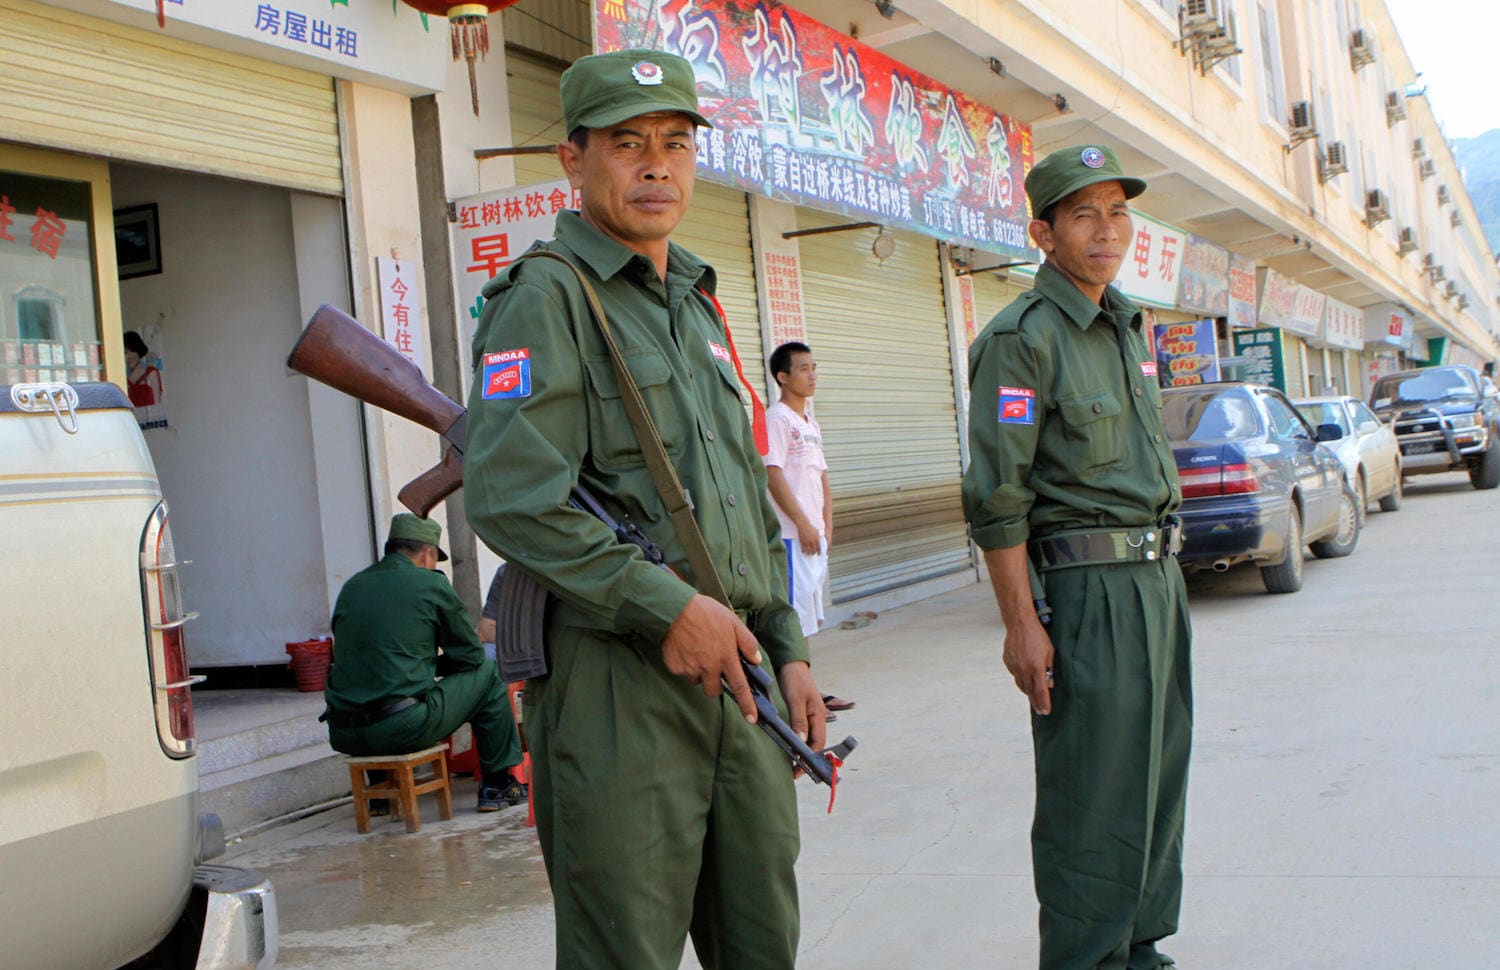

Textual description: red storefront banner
[595,0,1035,258]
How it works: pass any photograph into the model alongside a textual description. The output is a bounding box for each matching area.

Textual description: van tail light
[1177,461,1262,498]
[141,502,204,758]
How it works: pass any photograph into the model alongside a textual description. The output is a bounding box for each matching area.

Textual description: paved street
[227,470,1500,968]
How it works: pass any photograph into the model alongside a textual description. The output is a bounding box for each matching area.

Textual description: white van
[1,381,277,969]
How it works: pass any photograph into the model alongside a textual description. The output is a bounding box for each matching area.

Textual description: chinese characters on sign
[595,0,1034,259]
[1256,268,1323,339]
[761,250,807,348]
[1362,302,1410,348]
[1316,297,1363,351]
[0,193,68,259]
[1110,209,1184,308]
[1177,234,1229,316]
[1232,327,1287,392]
[253,3,358,57]
[1152,320,1220,386]
[376,257,424,372]
[449,179,583,385]
[1227,253,1258,329]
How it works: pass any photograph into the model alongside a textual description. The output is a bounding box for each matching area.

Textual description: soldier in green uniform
[961,146,1193,970]
[323,513,525,811]
[462,49,827,970]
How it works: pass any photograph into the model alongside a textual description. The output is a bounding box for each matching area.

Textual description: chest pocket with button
[582,347,680,467]
[1057,389,1124,470]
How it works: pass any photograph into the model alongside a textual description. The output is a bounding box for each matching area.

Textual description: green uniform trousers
[1032,557,1192,970]
[330,658,522,779]
[526,626,801,970]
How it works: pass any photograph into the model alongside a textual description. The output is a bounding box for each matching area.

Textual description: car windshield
[1162,388,1262,440]
[1298,402,1349,434]
[1372,369,1476,407]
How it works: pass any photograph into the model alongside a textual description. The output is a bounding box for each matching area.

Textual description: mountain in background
[1453,129,1500,256]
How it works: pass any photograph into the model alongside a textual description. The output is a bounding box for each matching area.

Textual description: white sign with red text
[376,257,424,373]
[1113,209,1186,309]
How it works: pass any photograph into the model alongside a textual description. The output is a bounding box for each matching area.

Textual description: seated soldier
[322,513,525,812]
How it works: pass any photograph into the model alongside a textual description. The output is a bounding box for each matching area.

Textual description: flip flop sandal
[822,694,855,711]
[825,711,838,722]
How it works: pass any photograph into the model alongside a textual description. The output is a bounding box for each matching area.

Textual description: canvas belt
[1029,518,1183,572]
[319,696,419,730]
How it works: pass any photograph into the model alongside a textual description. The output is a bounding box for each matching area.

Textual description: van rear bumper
[193,864,278,970]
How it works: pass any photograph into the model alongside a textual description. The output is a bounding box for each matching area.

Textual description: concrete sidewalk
[227,471,1500,968]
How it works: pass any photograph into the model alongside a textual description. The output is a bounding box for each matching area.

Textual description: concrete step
[194,688,350,838]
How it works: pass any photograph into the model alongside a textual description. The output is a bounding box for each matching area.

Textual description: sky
[1382,0,1500,140]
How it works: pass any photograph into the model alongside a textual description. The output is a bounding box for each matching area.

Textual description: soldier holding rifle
[462,49,825,969]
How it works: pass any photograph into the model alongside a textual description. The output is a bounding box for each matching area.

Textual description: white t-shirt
[763,401,828,540]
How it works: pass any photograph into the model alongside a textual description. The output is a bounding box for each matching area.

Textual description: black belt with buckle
[1030,517,1183,572]
[318,696,419,729]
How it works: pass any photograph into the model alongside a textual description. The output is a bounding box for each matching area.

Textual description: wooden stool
[346,743,453,834]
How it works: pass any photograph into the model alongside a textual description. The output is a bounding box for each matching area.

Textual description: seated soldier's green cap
[1025,144,1147,217]
[388,512,448,562]
[561,48,712,136]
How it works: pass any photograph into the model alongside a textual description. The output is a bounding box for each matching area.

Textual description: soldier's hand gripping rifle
[287,304,857,794]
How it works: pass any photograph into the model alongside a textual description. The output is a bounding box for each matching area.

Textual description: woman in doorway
[124,330,162,407]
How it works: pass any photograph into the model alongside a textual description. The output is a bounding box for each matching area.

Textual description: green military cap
[388,512,448,562]
[1025,144,1147,217]
[560,48,712,136]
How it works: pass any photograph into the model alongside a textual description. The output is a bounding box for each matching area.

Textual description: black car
[1368,364,1500,490]
[1161,382,1361,594]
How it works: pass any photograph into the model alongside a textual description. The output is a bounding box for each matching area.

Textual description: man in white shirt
[764,341,854,716]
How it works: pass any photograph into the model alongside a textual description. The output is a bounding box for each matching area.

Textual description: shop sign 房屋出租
[595,0,1035,260]
[74,0,447,92]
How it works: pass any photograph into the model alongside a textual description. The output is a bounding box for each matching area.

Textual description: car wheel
[1354,472,1367,525]
[1260,504,1304,594]
[1310,485,1361,559]
[1470,440,1500,490]
[1378,463,1402,512]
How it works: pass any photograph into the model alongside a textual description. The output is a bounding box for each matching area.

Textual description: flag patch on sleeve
[1141,361,1159,377]
[481,348,531,400]
[998,386,1035,424]
[708,340,732,364]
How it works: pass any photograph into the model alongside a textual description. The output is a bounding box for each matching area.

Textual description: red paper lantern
[401,2,524,115]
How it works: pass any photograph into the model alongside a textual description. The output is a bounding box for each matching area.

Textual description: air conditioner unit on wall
[1178,0,1240,74]
[1364,188,1391,227]
[1284,101,1317,151]
[1437,184,1452,205]
[1397,227,1419,255]
[1349,28,1376,70]
[1385,91,1406,126]
[1419,158,1436,180]
[1318,142,1349,183]
[1450,210,1462,228]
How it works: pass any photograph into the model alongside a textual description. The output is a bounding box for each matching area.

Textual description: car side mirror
[1315,423,1344,442]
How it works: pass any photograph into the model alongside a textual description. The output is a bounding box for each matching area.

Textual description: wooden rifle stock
[287,303,467,516]
[396,446,464,518]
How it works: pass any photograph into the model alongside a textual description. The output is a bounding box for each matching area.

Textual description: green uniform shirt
[962,261,1182,550]
[326,554,483,710]
[463,211,807,669]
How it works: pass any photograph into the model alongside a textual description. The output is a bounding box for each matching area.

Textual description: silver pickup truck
[1,382,277,970]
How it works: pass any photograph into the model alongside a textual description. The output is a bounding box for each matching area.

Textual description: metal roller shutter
[0,0,341,195]
[505,52,764,400]
[1283,333,1308,398]
[796,211,971,602]
[970,271,1030,334]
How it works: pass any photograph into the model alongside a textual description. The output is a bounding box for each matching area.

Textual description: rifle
[287,304,856,792]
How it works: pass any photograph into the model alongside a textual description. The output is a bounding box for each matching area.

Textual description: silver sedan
[1294,394,1404,516]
